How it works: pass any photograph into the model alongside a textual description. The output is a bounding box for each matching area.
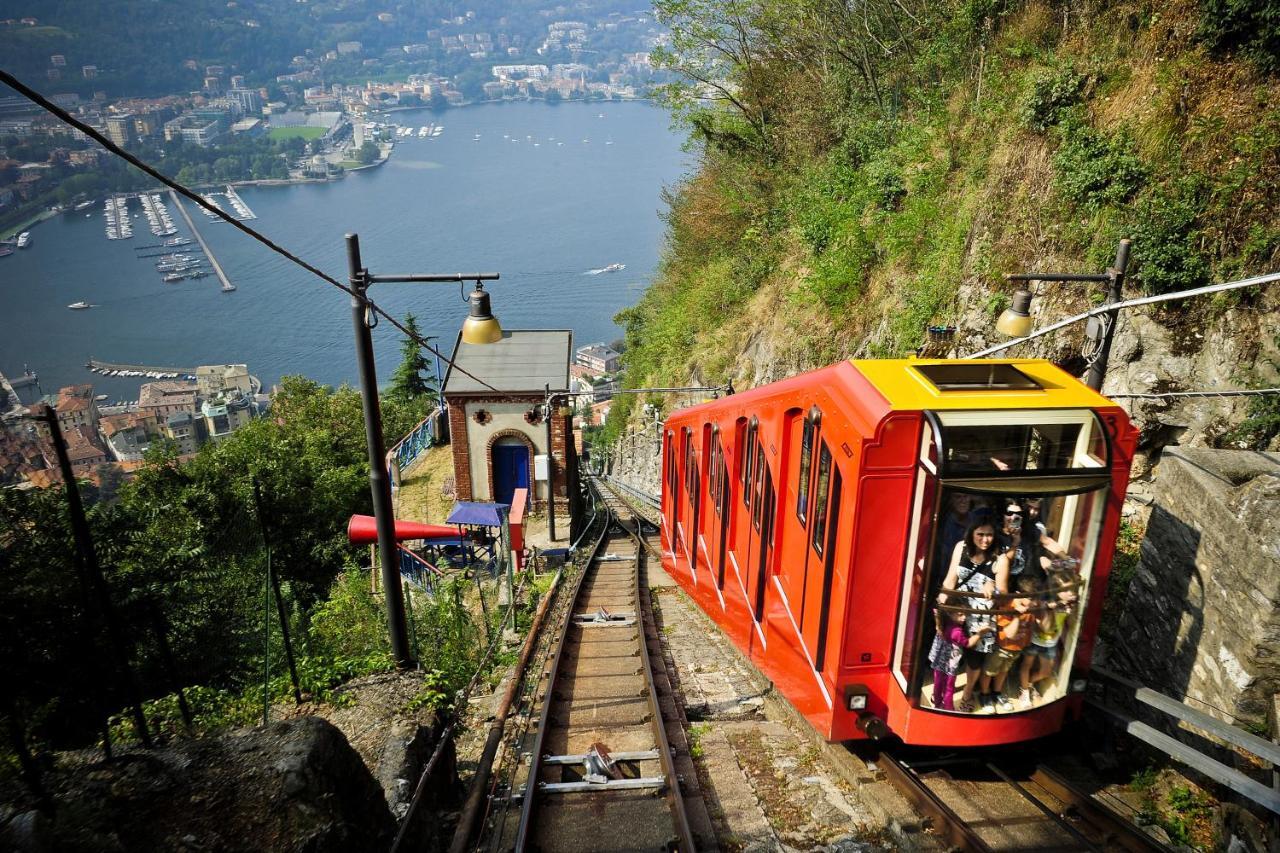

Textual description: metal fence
[387,405,444,489]
[398,544,443,592]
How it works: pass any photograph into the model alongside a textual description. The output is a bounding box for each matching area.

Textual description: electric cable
[1108,388,1280,400]
[0,69,504,395]
[967,271,1280,359]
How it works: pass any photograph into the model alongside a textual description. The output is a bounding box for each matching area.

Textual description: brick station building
[442,329,577,533]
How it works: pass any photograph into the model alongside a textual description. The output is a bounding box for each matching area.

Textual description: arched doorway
[491,435,531,505]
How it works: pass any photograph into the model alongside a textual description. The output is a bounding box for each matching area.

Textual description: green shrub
[1130,182,1211,295]
[1052,117,1147,210]
[1197,0,1280,73]
[1019,67,1086,131]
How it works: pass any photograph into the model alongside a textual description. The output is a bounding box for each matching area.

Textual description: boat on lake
[221,282,237,292]
[16,232,31,248]
[68,301,90,310]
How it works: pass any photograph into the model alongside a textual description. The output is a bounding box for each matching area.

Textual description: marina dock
[169,189,238,293]
[88,359,196,376]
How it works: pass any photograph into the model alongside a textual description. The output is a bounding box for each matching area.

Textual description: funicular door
[778,410,814,619]
[664,431,679,553]
[747,442,774,629]
[687,428,701,583]
[890,416,942,697]
[731,418,759,618]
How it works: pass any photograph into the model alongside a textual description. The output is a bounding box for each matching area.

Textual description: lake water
[0,101,689,400]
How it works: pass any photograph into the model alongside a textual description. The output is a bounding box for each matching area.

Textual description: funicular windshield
[892,409,1110,716]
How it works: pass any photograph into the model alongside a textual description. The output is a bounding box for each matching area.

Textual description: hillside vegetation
[610,0,1280,448]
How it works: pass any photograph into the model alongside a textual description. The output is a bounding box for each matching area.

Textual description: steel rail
[877,754,993,852]
[879,751,1170,853]
[513,475,696,851]
[626,493,698,852]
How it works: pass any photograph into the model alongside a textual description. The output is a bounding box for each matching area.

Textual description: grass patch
[268,125,326,141]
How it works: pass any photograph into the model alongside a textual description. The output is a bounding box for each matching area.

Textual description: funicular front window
[894,410,1111,716]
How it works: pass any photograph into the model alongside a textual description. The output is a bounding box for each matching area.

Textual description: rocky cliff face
[1109,448,1280,729]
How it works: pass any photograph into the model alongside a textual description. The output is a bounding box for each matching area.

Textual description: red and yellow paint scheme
[659,359,1137,746]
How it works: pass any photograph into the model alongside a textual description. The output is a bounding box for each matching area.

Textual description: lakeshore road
[168,189,236,293]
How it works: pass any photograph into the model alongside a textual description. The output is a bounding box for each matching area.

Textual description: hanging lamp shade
[995,288,1035,338]
[461,282,503,344]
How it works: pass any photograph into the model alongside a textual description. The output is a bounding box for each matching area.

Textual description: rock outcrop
[2,716,395,853]
[1110,447,1280,729]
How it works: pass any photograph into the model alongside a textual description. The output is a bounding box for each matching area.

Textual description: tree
[355,141,379,165]
[387,313,438,406]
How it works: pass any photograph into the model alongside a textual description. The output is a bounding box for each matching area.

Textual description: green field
[267,125,326,141]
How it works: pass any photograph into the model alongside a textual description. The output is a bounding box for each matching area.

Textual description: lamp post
[345,233,500,668]
[997,238,1132,392]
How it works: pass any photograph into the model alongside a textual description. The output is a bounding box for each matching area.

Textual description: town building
[64,423,108,472]
[574,343,621,374]
[163,109,229,147]
[100,412,154,461]
[105,113,135,147]
[55,384,100,434]
[442,328,576,518]
[226,87,263,116]
[139,380,198,420]
[201,393,254,442]
[164,411,206,455]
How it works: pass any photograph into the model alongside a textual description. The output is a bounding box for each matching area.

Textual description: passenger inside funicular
[906,413,1109,716]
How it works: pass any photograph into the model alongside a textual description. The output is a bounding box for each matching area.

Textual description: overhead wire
[966,270,1280,359]
[0,69,503,395]
[1108,387,1280,400]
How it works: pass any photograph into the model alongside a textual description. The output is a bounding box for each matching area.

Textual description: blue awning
[446,501,509,527]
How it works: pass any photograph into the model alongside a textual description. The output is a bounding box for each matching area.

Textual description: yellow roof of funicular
[851,358,1115,412]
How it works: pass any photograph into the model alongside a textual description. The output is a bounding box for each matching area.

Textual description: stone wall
[1111,448,1280,729]
[606,420,663,500]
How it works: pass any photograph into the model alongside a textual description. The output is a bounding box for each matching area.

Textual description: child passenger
[1018,586,1078,704]
[928,606,992,711]
[983,577,1038,713]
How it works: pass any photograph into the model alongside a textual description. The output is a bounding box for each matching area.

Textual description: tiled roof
[56,384,94,414]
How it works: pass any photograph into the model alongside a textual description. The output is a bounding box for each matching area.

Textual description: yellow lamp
[461,282,503,344]
[996,289,1034,338]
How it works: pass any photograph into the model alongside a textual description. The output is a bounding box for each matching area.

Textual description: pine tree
[388,313,438,404]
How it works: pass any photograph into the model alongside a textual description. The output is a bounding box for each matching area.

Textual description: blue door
[492,442,529,505]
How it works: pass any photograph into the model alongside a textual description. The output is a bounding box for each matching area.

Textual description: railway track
[878,751,1169,852]
[485,477,709,852]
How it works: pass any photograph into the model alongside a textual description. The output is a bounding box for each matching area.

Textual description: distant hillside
[612,0,1280,456]
[0,0,643,97]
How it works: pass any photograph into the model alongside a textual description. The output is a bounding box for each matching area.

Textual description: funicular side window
[810,443,832,554]
[797,414,816,524]
[752,442,765,530]
[897,410,1114,716]
[743,418,757,509]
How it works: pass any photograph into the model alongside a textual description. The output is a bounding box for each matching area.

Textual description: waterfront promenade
[168,189,237,293]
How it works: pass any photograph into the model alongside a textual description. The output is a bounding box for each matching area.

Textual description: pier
[88,359,196,376]
[169,189,237,293]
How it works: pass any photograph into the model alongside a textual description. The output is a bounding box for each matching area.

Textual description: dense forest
[608,0,1280,450]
